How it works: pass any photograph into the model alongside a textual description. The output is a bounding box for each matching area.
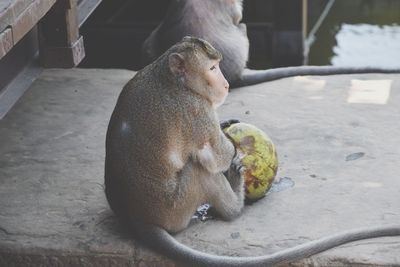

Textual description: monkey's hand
[232,149,244,166]
[225,151,245,192]
[220,119,240,160]
[220,119,240,130]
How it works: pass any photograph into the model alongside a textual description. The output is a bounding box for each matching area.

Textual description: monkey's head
[168,36,230,108]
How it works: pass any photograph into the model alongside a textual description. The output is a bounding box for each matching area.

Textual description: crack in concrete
[0,226,59,239]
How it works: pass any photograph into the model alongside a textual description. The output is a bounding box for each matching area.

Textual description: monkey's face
[168,42,228,108]
[203,59,230,108]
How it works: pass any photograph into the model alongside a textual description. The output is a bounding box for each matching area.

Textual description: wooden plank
[0,28,13,58]
[12,0,57,43]
[39,0,79,46]
[78,0,102,26]
[0,27,41,119]
[0,59,42,119]
[39,0,85,67]
[0,0,56,61]
[40,36,85,67]
[0,0,35,32]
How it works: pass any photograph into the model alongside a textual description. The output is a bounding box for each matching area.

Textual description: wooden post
[39,0,85,67]
[302,0,308,42]
[272,0,305,67]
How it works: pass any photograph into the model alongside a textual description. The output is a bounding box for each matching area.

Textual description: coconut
[223,123,278,201]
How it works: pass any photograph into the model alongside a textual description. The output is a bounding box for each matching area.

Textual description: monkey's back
[104,63,215,227]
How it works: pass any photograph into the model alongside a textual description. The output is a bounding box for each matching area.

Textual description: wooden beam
[0,27,41,119]
[78,0,103,27]
[0,0,56,61]
[39,0,85,68]
[0,28,13,58]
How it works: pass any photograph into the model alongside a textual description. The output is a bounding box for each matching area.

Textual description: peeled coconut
[223,123,278,201]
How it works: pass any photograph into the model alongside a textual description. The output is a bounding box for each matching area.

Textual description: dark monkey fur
[142,0,400,88]
[106,37,400,266]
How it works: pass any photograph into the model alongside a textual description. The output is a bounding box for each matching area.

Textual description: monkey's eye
[210,65,217,71]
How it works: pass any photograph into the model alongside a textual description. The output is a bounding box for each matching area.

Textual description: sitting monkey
[105,37,400,266]
[106,36,245,235]
[142,0,400,88]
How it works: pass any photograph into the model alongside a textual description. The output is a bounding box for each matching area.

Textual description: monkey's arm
[194,130,236,174]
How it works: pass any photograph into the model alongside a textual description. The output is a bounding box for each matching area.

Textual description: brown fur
[105,36,244,233]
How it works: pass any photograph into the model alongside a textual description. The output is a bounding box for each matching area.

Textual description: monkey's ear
[168,53,185,76]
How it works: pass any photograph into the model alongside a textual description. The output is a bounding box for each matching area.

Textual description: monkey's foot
[192,204,214,221]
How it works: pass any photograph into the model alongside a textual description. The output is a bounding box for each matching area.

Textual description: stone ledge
[0,69,399,266]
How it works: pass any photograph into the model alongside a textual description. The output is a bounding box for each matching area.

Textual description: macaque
[105,37,400,266]
[106,36,244,234]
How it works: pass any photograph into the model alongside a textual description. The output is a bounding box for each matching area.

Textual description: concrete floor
[0,69,399,266]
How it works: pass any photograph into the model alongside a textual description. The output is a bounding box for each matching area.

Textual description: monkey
[141,0,400,88]
[105,37,400,267]
[105,36,244,233]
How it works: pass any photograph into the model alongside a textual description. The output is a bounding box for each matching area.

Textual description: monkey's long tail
[235,66,400,87]
[141,224,400,267]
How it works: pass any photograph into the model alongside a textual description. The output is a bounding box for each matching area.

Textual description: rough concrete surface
[0,68,399,266]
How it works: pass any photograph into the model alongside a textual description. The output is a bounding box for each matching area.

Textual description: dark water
[307,0,400,68]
